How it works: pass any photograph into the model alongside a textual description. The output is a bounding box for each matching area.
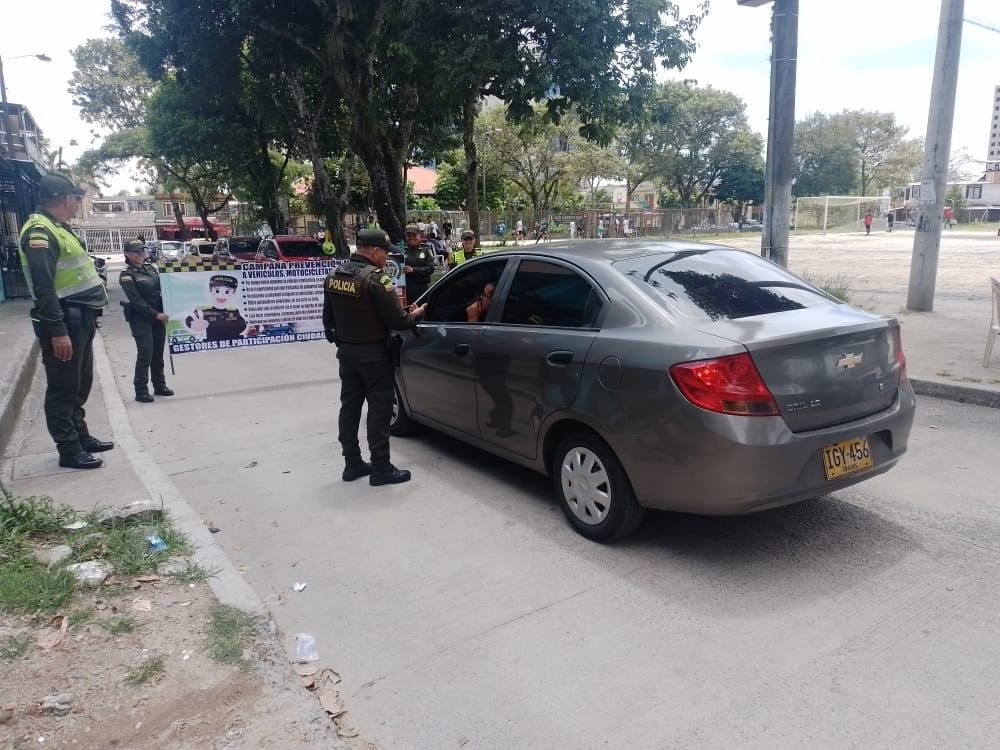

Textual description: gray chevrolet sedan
[391,241,915,542]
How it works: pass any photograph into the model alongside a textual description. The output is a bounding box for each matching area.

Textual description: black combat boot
[342,460,372,482]
[369,464,411,486]
[153,386,174,397]
[135,390,154,403]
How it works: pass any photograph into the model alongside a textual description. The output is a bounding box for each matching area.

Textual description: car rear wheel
[389,383,418,437]
[552,431,644,542]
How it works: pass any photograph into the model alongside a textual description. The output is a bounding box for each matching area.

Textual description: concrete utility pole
[742,0,798,267]
[907,0,964,312]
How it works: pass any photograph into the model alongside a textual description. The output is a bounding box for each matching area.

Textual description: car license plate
[822,436,874,480]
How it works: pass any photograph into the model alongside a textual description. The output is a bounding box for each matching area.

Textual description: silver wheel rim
[391,391,399,426]
[560,446,611,526]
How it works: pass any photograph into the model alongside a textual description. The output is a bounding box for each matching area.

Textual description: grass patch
[206,604,255,668]
[1,632,34,659]
[802,273,852,303]
[0,563,76,614]
[98,615,141,635]
[125,654,165,684]
[168,562,219,585]
[68,606,95,628]
[103,520,191,577]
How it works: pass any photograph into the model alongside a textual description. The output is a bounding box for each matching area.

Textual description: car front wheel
[552,431,644,542]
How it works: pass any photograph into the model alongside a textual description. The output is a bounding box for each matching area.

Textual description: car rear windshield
[228,240,259,255]
[278,240,324,257]
[613,249,834,321]
[160,242,182,252]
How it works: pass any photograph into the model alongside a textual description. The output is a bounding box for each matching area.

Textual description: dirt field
[0,572,367,749]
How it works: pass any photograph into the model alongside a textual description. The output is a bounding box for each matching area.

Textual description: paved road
[86,258,1000,747]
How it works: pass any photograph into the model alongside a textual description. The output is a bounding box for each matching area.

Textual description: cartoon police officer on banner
[185,274,248,342]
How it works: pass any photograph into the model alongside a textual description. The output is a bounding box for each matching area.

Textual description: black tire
[552,431,644,542]
[389,383,418,437]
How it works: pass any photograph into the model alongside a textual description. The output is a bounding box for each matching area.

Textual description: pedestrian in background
[18,174,111,469]
[863,212,873,235]
[120,239,174,404]
[887,212,895,233]
[322,229,427,486]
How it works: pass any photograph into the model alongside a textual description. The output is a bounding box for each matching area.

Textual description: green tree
[651,82,755,207]
[793,112,858,196]
[417,0,705,237]
[840,110,908,195]
[713,130,765,222]
[565,140,623,206]
[483,106,578,217]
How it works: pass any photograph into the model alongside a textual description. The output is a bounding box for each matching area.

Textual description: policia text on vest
[322,229,426,486]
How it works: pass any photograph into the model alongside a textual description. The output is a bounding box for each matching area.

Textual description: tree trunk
[171,200,189,240]
[356,135,406,243]
[330,152,355,258]
[462,93,480,239]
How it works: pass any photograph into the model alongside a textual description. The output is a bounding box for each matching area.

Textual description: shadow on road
[415,427,917,616]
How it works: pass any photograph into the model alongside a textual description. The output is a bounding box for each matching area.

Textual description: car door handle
[453,344,471,356]
[546,350,574,365]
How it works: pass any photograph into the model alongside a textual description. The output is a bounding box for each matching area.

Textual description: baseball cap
[123,239,145,253]
[403,224,420,235]
[38,173,85,199]
[461,230,476,240]
[357,228,391,249]
[209,274,238,289]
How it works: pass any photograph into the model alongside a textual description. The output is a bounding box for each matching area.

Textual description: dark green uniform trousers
[34,306,98,458]
[129,317,167,393]
[337,342,394,468]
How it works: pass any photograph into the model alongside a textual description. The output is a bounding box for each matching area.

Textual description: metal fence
[78,226,159,255]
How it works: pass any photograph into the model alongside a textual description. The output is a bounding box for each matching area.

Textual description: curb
[0,338,38,481]
[92,331,266,617]
[910,377,1000,409]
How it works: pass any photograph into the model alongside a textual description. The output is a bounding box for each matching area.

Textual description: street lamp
[57,139,79,171]
[0,53,52,158]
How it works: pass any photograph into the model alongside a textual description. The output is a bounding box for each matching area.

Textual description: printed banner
[159,257,407,355]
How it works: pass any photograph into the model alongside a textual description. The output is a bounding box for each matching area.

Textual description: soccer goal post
[793,196,889,233]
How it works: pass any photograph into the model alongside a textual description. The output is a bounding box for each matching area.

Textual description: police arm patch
[379,274,393,292]
[27,232,49,249]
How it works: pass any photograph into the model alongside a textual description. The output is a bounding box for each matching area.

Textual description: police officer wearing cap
[120,239,174,403]
[401,223,436,303]
[322,229,427,485]
[447,230,480,269]
[185,275,247,342]
[18,174,111,469]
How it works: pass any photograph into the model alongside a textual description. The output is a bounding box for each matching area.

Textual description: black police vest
[325,262,387,343]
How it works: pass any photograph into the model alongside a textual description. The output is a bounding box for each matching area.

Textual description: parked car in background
[254,236,329,262]
[144,240,184,261]
[216,236,264,262]
[390,241,916,542]
[183,239,217,261]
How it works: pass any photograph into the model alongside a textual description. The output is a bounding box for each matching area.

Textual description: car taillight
[669,353,779,416]
[891,326,907,384]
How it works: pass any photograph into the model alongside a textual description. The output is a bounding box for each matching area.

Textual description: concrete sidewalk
[1,231,999,473]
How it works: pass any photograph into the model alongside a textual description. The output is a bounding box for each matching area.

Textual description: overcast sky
[2,0,997,193]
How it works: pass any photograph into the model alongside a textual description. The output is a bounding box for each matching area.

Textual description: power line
[964,17,1000,33]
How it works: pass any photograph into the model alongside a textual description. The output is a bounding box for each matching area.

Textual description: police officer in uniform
[185,275,247,341]
[447,229,480,269]
[401,223,436,303]
[322,229,427,485]
[18,174,111,469]
[120,239,174,403]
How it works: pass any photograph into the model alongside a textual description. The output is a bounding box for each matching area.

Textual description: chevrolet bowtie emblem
[836,352,864,369]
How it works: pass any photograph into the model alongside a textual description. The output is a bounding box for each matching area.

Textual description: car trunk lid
[697,306,903,432]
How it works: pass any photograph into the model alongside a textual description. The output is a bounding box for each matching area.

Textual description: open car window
[424,259,508,324]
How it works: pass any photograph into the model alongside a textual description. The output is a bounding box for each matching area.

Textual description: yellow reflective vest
[19,213,106,305]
